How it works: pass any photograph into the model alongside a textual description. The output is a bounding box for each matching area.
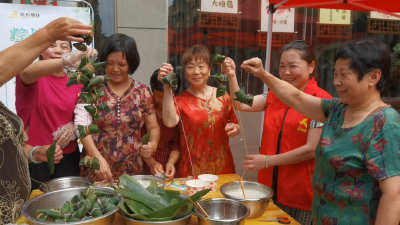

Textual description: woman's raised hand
[61,47,98,71]
[158,63,174,82]
[221,57,236,78]
[44,17,92,43]
[241,57,266,78]
[86,47,98,58]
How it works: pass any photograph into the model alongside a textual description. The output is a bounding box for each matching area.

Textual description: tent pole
[259,0,289,149]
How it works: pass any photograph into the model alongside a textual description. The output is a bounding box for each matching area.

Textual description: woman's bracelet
[265,155,270,169]
[30,146,43,164]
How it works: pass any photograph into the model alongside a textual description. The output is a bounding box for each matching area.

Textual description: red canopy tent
[263,0,400,72]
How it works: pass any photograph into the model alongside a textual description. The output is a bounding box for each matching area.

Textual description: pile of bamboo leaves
[116,175,210,221]
[35,187,121,223]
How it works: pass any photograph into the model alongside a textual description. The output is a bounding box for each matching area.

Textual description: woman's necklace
[189,87,214,113]
[108,79,132,99]
[342,100,379,128]
[204,88,215,114]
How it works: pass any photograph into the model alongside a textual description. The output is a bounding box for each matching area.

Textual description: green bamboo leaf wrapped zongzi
[234,87,254,107]
[212,54,225,64]
[74,43,87,51]
[78,124,100,139]
[90,202,103,218]
[211,73,228,83]
[160,73,179,92]
[80,93,97,104]
[216,85,227,98]
[88,76,111,87]
[94,61,107,71]
[79,156,100,170]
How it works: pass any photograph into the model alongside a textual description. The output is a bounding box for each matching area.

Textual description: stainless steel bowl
[130,175,173,188]
[194,198,249,225]
[21,187,122,225]
[39,176,94,193]
[121,194,192,225]
[220,181,273,219]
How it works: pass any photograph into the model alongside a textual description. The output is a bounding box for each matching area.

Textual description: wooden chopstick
[239,179,246,198]
[188,198,210,218]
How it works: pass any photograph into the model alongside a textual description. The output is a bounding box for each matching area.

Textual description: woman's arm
[0,17,91,86]
[80,135,113,181]
[243,127,322,171]
[222,57,266,112]
[375,175,400,225]
[268,127,321,166]
[241,58,325,123]
[20,48,98,85]
[20,59,63,85]
[158,63,180,127]
[23,143,63,164]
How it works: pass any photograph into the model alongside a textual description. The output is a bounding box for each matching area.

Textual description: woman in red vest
[222,41,332,225]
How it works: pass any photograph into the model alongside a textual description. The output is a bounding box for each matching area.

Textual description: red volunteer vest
[258,78,332,211]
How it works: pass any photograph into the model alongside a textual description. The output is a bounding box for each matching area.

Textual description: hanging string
[31,177,49,192]
[235,71,249,198]
[172,89,196,179]
[247,72,249,95]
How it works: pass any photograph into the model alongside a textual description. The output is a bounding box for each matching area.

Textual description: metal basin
[194,198,249,225]
[21,187,122,225]
[39,176,94,193]
[220,181,273,219]
[130,175,173,188]
[121,194,192,225]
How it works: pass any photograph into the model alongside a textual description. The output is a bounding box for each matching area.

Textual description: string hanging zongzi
[234,87,254,107]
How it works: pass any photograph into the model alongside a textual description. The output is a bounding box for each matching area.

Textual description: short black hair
[279,40,316,78]
[150,69,181,94]
[99,33,140,75]
[335,38,391,92]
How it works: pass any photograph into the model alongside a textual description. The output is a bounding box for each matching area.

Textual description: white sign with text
[201,0,238,14]
[0,3,90,113]
[260,0,295,33]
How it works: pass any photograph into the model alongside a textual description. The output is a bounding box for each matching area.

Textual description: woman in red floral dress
[158,45,240,178]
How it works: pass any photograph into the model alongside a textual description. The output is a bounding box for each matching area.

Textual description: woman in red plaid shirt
[143,69,181,178]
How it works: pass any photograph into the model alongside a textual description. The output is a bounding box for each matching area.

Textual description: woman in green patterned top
[241,38,400,225]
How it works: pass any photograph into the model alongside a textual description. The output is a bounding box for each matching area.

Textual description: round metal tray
[39,176,94,193]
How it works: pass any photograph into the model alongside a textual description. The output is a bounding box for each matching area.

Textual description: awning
[269,0,400,17]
